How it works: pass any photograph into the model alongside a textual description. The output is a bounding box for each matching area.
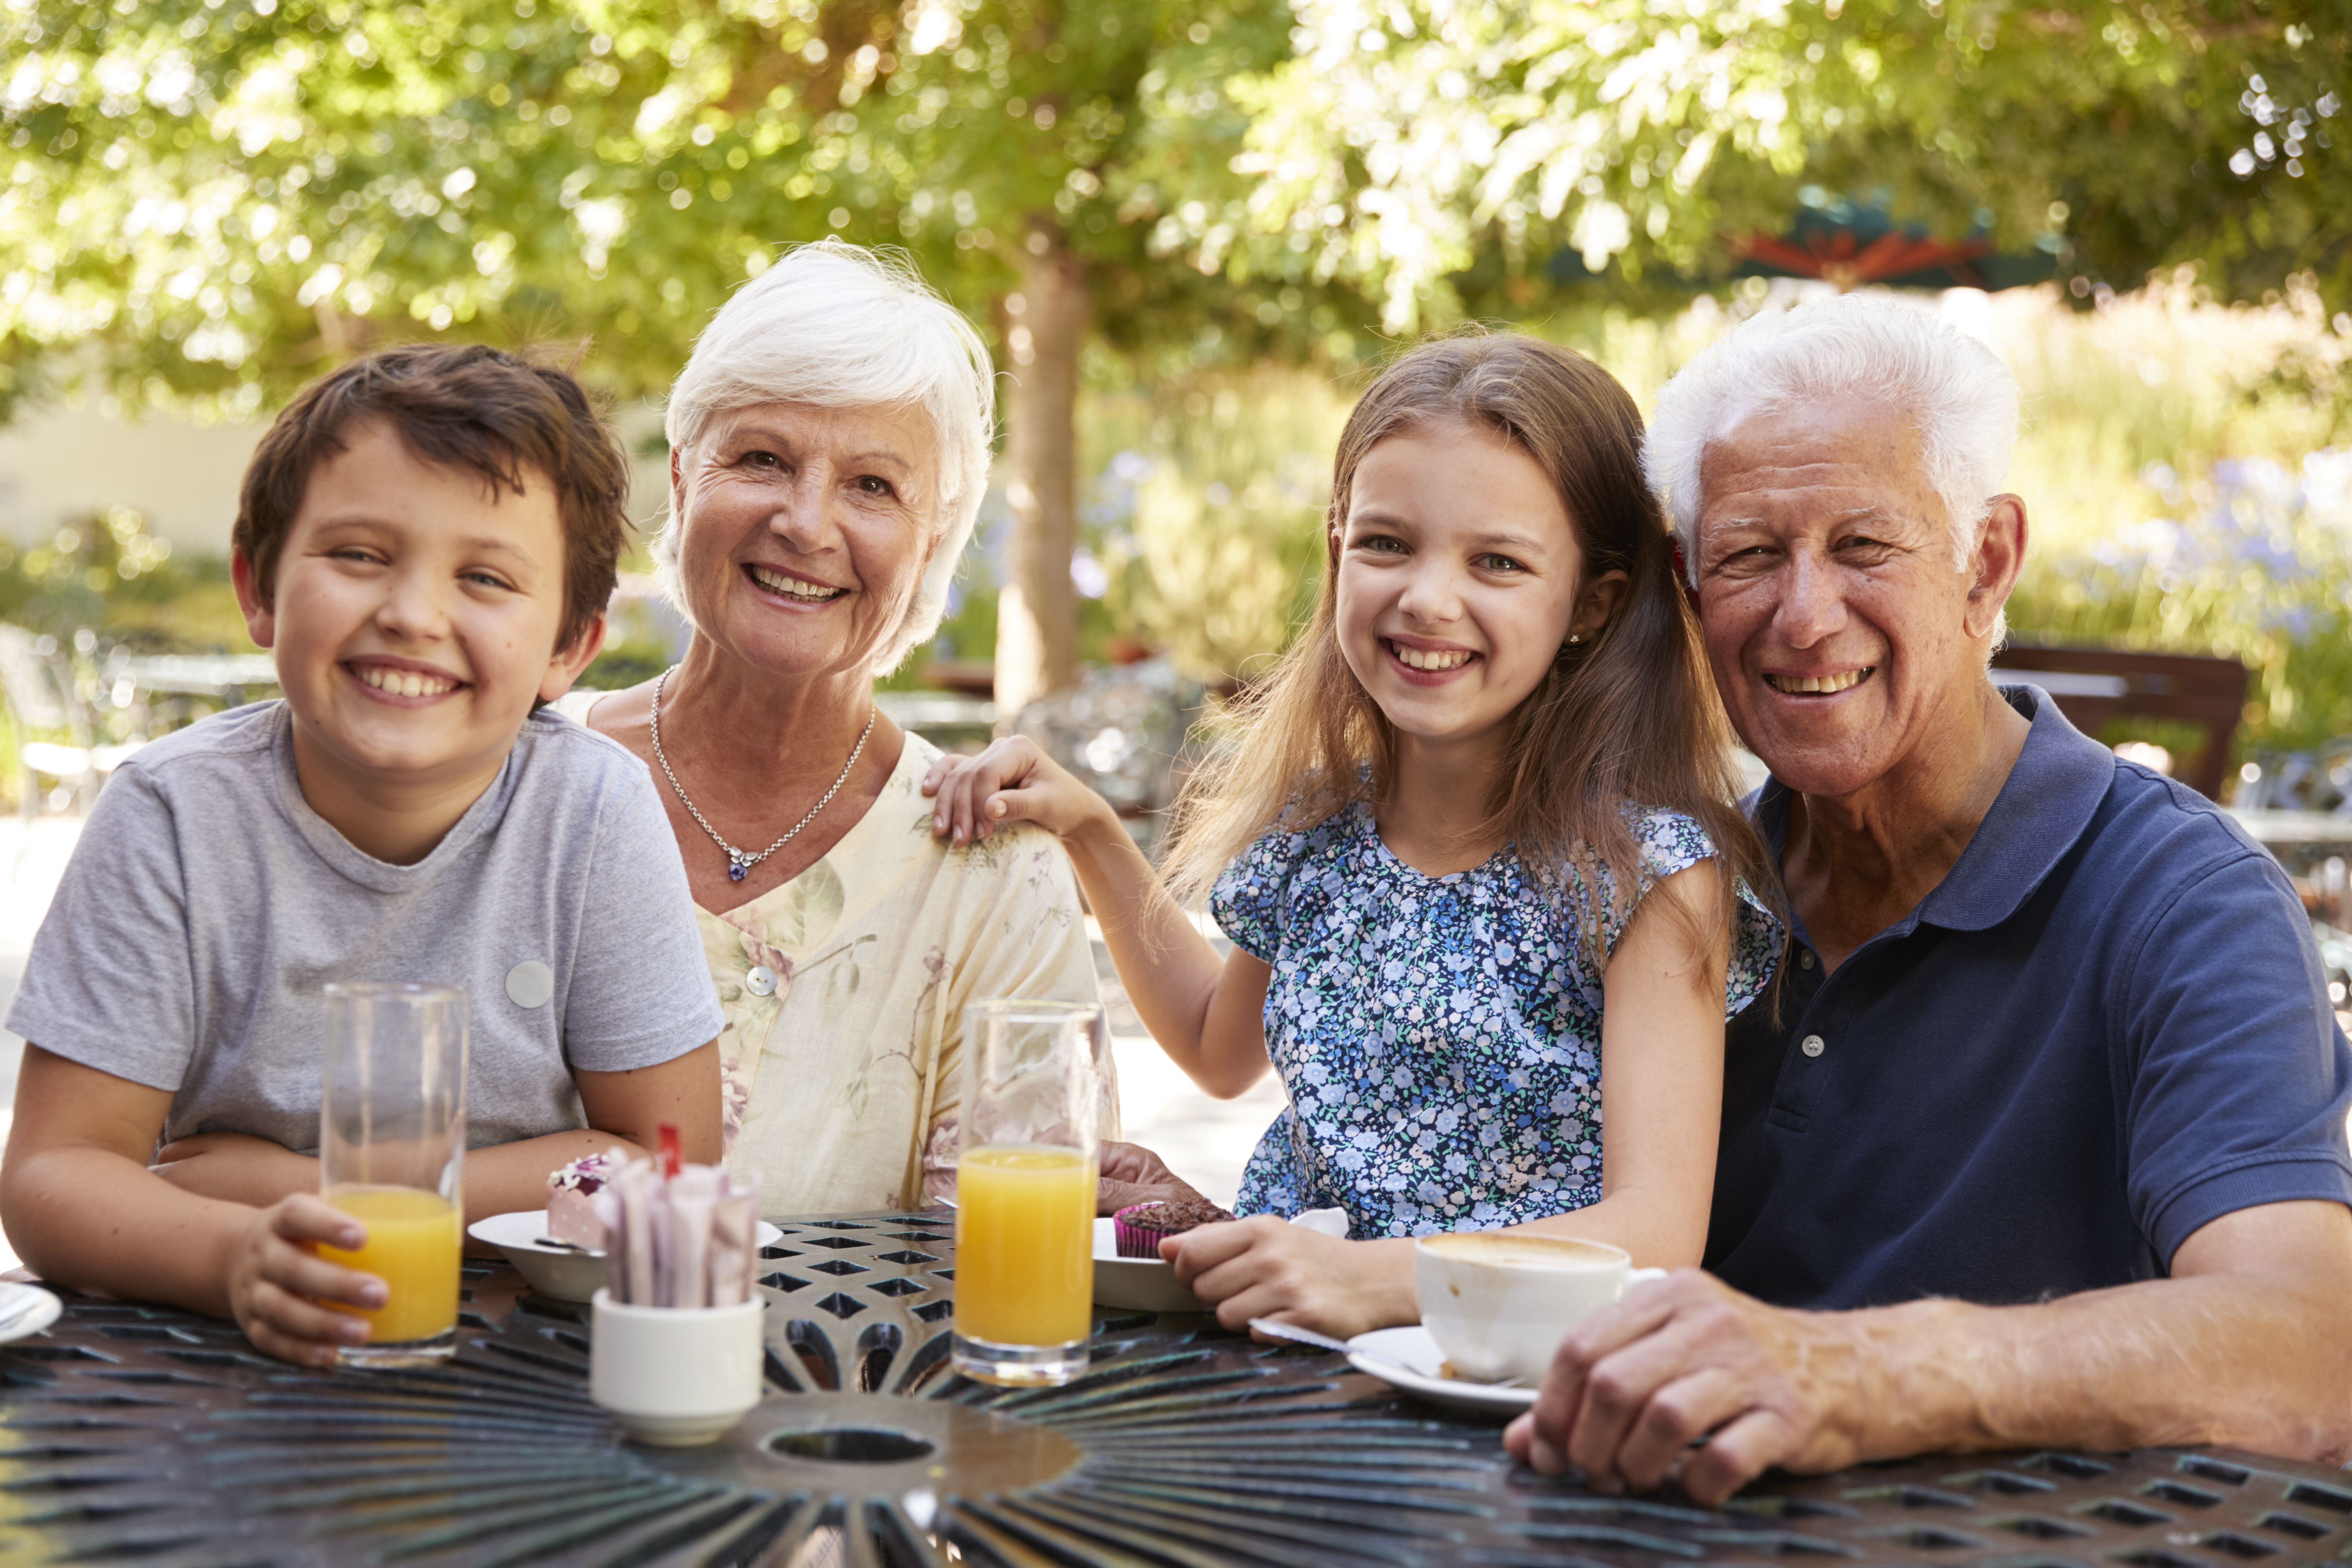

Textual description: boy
[1,345,723,1364]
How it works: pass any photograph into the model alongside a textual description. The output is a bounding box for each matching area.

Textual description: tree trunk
[993,218,1088,724]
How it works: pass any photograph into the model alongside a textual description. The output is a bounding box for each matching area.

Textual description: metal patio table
[2,1210,2347,1568]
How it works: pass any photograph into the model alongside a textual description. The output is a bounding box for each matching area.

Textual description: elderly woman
[555,241,1111,1214]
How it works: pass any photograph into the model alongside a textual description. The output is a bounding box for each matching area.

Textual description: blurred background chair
[1990,645,2247,800]
[0,623,141,825]
[1011,656,1205,860]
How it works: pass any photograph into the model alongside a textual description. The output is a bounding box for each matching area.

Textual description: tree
[0,0,1357,708]
[21,1,2334,704]
[1195,0,2350,329]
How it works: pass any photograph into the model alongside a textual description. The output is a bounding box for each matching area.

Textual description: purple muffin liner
[1112,1202,1172,1259]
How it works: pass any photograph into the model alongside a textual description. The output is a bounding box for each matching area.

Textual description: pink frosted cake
[547,1152,621,1248]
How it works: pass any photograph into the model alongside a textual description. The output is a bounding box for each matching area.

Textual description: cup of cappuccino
[1413,1232,1666,1385]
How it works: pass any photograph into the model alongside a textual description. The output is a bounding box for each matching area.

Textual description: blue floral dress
[1213,803,1780,1239]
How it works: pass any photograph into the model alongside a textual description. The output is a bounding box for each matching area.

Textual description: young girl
[924,335,1778,1337]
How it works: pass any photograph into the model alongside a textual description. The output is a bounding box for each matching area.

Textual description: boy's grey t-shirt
[7,702,723,1151]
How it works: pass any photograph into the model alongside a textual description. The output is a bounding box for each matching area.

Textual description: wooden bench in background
[1989,645,2248,800]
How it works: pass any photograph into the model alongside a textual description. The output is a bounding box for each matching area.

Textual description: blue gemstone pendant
[728,858,749,882]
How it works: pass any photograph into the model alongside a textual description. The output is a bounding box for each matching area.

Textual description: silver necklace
[649,666,876,883]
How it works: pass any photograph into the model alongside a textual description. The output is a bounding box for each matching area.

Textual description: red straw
[658,1122,681,1179]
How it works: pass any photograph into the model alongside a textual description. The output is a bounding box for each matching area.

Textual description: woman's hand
[922,736,1111,844]
[1167,1219,1418,1340]
[152,1132,319,1209]
[1097,1140,1203,1215]
[223,1194,385,1367]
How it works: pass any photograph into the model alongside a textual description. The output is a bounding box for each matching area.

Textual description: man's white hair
[653,240,997,675]
[1644,292,2019,586]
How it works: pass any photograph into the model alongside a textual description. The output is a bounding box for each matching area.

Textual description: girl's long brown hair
[1164,332,1775,981]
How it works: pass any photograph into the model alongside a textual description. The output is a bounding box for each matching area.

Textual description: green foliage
[2009,446,2352,755]
[1085,366,1350,679]
[11,0,2352,750]
[0,506,244,648]
[578,636,670,691]
[0,0,1384,420]
[1210,0,2351,330]
[6,0,2346,421]
[1986,278,2352,752]
[0,508,245,811]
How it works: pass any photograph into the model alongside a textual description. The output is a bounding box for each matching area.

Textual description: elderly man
[1506,294,2352,1500]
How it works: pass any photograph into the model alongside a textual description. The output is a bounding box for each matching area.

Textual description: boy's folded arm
[4,1047,288,1315]
[458,1038,724,1221]
[6,1049,397,1366]
[151,1131,320,1208]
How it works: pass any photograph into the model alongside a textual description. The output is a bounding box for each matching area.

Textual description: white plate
[0,1282,61,1346]
[1346,1325,1537,1417]
[1090,1217,1205,1313]
[468,1210,783,1303]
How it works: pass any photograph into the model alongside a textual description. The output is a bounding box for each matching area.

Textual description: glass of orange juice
[952,998,1104,1387]
[317,983,468,1367]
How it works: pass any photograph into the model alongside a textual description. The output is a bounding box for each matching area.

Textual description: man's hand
[222,1194,385,1367]
[1503,1270,1868,1504]
[152,1132,318,1208]
[1168,1217,1416,1340]
[1097,1140,1201,1215]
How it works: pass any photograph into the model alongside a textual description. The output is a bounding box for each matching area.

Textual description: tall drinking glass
[952,998,1104,1386]
[317,983,469,1366]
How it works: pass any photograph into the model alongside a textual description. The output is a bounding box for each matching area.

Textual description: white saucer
[1091,1217,1206,1313]
[0,1282,61,1346]
[468,1210,783,1303]
[1346,1325,1538,1416]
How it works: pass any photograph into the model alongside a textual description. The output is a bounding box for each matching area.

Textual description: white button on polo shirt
[1800,1034,1825,1058]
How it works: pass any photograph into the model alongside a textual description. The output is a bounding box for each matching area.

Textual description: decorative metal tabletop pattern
[0,1210,2346,1566]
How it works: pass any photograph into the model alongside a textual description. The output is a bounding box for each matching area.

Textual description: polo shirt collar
[1755,683,2116,936]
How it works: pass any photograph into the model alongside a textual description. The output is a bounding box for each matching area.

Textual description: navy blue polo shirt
[1707,685,2352,1309]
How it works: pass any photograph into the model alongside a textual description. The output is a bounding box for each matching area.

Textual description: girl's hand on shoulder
[921,735,1108,844]
[223,1195,384,1367]
[152,1132,318,1209]
[1166,1218,1417,1341]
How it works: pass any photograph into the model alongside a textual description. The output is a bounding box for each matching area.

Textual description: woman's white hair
[653,239,996,675]
[1644,291,2019,584]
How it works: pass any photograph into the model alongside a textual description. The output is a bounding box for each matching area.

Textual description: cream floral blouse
[555,697,1109,1215]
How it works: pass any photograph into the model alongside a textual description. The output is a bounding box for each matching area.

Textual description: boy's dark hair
[234,344,630,651]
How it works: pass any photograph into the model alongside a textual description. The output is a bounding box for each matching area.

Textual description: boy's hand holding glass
[315,983,469,1365]
[222,1194,389,1367]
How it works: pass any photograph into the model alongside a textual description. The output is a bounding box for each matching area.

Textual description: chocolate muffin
[1112,1197,1234,1258]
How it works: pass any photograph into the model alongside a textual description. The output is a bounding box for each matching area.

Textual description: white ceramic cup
[589,1290,765,1446]
[1413,1233,1667,1385]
